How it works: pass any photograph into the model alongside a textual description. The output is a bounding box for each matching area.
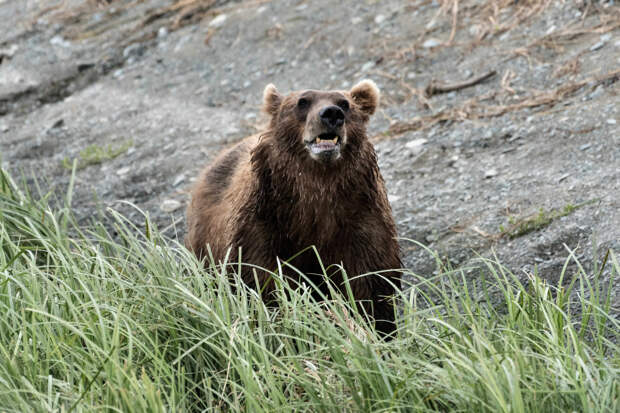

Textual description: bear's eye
[297,97,310,109]
[337,99,350,111]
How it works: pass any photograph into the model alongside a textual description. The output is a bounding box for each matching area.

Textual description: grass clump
[499,199,598,239]
[62,140,133,170]
[0,168,618,412]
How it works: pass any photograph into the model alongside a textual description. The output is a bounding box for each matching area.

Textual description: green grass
[61,140,133,170]
[499,200,599,239]
[0,167,618,412]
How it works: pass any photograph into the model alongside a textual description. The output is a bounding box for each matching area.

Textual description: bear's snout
[319,105,345,129]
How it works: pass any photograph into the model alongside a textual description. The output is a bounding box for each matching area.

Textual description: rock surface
[1,0,618,305]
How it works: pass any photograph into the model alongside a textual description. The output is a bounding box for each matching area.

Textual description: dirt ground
[1,0,618,304]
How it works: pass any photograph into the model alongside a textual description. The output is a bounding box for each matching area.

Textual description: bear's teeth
[332,136,339,144]
[316,137,322,143]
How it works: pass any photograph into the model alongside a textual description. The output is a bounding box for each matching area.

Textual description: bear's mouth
[307,133,340,154]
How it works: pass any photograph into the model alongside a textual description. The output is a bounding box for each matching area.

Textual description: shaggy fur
[186,80,401,335]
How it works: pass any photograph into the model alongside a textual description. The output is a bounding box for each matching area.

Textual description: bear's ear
[262,83,282,117]
[350,79,380,116]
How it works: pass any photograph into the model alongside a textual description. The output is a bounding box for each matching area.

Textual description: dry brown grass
[374,0,620,139]
[390,0,618,61]
[421,0,554,51]
[468,0,553,45]
[384,69,620,137]
[505,7,620,62]
[379,0,558,78]
[141,0,217,31]
[37,0,273,44]
[552,52,584,79]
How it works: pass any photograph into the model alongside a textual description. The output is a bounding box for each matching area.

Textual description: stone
[351,17,363,25]
[116,167,130,176]
[172,174,185,187]
[484,168,498,178]
[161,199,182,212]
[0,44,18,58]
[589,85,605,100]
[590,41,605,52]
[50,35,71,48]
[209,14,227,28]
[123,43,145,59]
[405,138,428,155]
[158,27,169,38]
[361,61,374,72]
[47,118,64,131]
[422,38,441,48]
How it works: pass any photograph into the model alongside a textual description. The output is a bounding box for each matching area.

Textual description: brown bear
[185,80,401,336]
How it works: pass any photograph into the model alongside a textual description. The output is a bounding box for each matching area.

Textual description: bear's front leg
[351,272,400,339]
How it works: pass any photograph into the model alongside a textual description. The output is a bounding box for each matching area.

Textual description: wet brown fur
[186,81,401,335]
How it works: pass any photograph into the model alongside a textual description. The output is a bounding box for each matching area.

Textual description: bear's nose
[319,106,345,129]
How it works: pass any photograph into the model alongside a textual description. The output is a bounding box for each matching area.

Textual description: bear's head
[261,80,380,163]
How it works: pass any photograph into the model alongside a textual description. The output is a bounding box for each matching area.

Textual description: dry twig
[448,0,459,44]
[425,70,497,97]
[501,70,517,95]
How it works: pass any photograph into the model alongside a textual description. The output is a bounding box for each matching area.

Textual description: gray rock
[172,174,185,187]
[361,61,375,72]
[161,199,182,213]
[0,44,18,59]
[484,169,498,178]
[422,38,441,48]
[588,85,605,100]
[405,138,428,155]
[123,43,146,59]
[116,167,131,176]
[49,35,71,48]
[47,118,64,131]
[209,14,227,28]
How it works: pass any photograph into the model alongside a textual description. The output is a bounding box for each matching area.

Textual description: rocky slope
[1,0,618,304]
